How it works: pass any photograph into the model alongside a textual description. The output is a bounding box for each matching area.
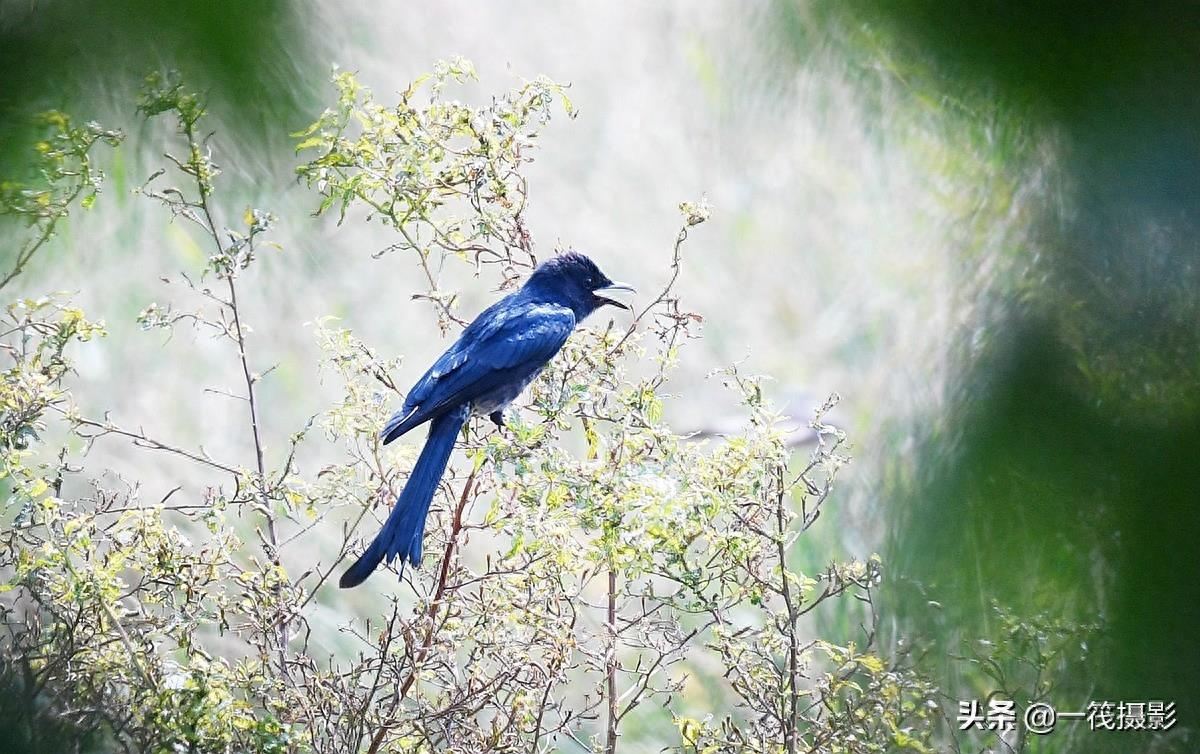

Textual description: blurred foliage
[0,0,323,292]
[952,603,1100,753]
[843,1,1200,425]
[0,0,320,174]
[755,2,1200,750]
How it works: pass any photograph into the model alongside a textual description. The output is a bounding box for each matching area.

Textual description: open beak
[593,282,636,311]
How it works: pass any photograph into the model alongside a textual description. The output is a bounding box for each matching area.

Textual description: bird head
[524,251,635,318]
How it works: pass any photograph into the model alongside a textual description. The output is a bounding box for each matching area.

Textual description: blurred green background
[2,1,1197,751]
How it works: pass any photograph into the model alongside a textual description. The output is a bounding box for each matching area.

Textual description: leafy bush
[0,62,940,753]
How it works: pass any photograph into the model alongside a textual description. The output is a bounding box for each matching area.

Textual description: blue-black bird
[339,252,634,588]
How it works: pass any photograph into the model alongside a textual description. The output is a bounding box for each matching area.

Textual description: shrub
[0,62,937,753]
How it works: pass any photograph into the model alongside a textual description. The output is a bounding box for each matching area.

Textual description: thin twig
[367,468,477,754]
[67,411,241,476]
[605,565,619,754]
[776,465,800,754]
[183,117,287,679]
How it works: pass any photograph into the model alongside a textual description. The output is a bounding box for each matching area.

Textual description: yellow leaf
[858,654,885,673]
[674,716,701,744]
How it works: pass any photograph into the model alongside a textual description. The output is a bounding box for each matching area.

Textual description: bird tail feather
[339,405,469,588]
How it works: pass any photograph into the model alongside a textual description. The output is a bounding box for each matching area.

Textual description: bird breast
[470,372,538,416]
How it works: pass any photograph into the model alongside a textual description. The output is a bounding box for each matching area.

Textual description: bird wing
[381,298,575,443]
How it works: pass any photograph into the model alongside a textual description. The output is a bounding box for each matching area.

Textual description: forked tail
[339,404,469,588]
